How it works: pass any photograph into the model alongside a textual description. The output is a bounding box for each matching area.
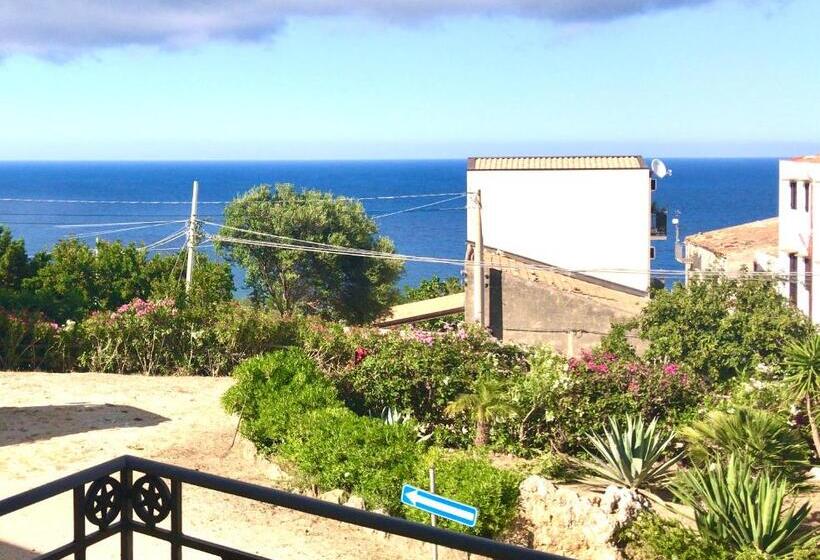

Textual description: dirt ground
[0,372,477,560]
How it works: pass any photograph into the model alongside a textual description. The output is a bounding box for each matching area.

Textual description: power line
[372,194,466,219]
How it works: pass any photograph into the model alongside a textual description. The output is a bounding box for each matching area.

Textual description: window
[789,253,798,305]
[805,181,812,212]
[806,256,812,293]
[790,181,797,209]
[649,246,656,260]
[650,178,657,191]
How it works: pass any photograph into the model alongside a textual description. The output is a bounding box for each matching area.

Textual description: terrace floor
[0,371,470,560]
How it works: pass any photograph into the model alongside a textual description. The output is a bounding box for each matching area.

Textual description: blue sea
[0,159,780,289]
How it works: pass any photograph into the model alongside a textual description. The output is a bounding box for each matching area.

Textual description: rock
[345,495,366,509]
[809,467,820,481]
[514,476,645,560]
[319,489,349,504]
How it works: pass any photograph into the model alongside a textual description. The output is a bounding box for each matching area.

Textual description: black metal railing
[651,207,668,238]
[0,455,570,560]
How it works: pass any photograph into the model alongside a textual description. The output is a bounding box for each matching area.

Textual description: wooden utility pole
[472,189,484,325]
[185,180,199,294]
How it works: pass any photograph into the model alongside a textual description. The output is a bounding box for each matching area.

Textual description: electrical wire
[372,194,466,219]
[70,221,182,239]
[55,219,187,229]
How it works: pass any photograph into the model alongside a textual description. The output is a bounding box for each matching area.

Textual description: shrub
[673,454,816,556]
[79,298,187,375]
[324,323,527,447]
[578,415,681,494]
[405,449,521,538]
[502,349,704,454]
[280,406,421,513]
[191,302,301,376]
[619,514,731,560]
[680,408,810,484]
[0,309,80,371]
[222,349,339,453]
[638,276,812,383]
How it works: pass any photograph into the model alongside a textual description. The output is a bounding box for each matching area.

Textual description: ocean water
[0,159,780,289]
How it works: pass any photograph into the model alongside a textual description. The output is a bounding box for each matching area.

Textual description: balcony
[651,206,668,240]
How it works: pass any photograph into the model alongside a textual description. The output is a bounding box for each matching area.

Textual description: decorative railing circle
[132,474,172,525]
[84,476,123,528]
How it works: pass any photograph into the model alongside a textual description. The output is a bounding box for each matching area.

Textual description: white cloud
[0,1,764,58]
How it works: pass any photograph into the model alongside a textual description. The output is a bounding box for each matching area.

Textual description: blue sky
[0,0,818,160]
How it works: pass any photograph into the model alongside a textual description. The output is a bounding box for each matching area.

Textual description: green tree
[445,378,517,447]
[22,238,97,321]
[0,226,29,290]
[784,335,820,460]
[400,275,462,303]
[216,184,403,323]
[638,276,811,382]
[145,251,234,310]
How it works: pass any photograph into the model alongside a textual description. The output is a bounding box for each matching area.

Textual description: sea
[0,159,780,290]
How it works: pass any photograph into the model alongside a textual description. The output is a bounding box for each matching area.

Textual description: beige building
[684,218,779,281]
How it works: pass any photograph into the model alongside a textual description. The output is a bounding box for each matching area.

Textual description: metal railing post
[120,468,133,560]
[171,479,182,560]
[73,485,86,560]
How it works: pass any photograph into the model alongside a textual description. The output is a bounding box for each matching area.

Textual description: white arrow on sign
[405,489,476,524]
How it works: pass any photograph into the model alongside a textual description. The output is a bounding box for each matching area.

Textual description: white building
[464,155,665,350]
[466,155,663,293]
[778,155,820,321]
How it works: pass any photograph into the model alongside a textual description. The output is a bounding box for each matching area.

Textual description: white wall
[777,159,820,322]
[467,168,651,292]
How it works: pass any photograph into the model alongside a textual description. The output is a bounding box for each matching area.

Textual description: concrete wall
[777,159,820,322]
[466,167,652,292]
[465,246,647,355]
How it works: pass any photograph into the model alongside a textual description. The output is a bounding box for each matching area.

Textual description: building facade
[464,155,665,350]
[684,218,778,282]
[777,156,820,322]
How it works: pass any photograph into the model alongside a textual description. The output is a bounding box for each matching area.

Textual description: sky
[0,0,818,160]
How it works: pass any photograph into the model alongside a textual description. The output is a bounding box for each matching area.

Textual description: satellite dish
[651,158,671,178]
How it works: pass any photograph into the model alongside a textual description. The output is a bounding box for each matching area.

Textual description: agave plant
[673,454,817,556]
[680,408,810,483]
[578,415,682,493]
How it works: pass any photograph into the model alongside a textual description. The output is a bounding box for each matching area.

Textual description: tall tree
[216,184,403,323]
[0,225,29,290]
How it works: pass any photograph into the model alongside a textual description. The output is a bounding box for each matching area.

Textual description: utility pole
[471,189,484,326]
[185,180,199,294]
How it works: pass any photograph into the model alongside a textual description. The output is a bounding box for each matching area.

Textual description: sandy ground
[0,372,477,560]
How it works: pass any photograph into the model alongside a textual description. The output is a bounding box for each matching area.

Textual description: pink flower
[663,363,680,376]
[353,347,369,365]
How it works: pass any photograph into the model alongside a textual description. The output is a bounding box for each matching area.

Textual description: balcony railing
[651,207,668,239]
[0,455,570,560]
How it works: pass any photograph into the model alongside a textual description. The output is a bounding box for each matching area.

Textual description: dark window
[753,261,763,272]
[806,256,812,293]
[789,253,798,305]
[790,181,797,209]
[650,246,656,259]
[806,181,812,212]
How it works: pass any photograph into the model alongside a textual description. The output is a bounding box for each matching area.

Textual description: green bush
[311,322,527,447]
[680,408,810,484]
[620,514,731,560]
[280,406,421,513]
[0,309,80,371]
[405,449,521,538]
[222,349,339,453]
[637,276,812,383]
[500,348,704,454]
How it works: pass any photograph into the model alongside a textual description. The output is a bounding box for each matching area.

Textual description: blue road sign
[400,484,478,527]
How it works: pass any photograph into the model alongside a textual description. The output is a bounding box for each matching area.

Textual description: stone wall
[465,246,648,355]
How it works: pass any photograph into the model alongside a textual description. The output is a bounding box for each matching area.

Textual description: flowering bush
[498,348,706,454]
[80,298,186,375]
[302,321,527,447]
[0,309,79,371]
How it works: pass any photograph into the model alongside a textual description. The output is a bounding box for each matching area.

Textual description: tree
[784,335,820,460]
[400,275,462,303]
[445,378,517,447]
[145,251,234,310]
[638,276,812,382]
[0,226,29,290]
[216,184,403,323]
